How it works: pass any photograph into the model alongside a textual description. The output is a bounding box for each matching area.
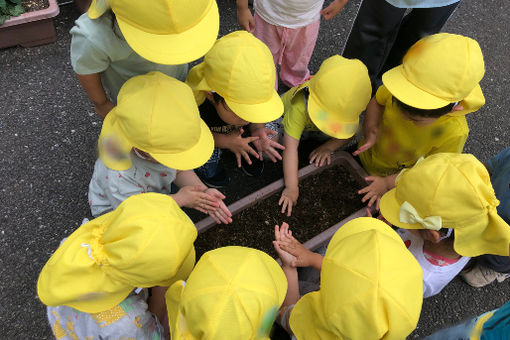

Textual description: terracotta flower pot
[196,151,372,252]
[0,0,59,48]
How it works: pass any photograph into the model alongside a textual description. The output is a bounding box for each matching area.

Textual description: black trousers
[478,254,510,274]
[343,0,460,93]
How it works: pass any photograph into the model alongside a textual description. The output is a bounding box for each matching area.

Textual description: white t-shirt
[398,229,470,298]
[254,0,324,28]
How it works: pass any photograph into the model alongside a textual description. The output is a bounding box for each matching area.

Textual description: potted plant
[0,0,59,48]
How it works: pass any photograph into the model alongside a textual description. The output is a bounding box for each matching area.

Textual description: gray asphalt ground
[0,0,509,338]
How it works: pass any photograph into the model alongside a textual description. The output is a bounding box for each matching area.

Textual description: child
[424,300,510,339]
[165,246,287,339]
[88,71,232,224]
[378,153,510,297]
[70,0,219,117]
[273,217,423,339]
[186,31,285,187]
[37,193,198,339]
[462,146,510,287]
[236,0,348,90]
[355,33,486,209]
[278,55,371,216]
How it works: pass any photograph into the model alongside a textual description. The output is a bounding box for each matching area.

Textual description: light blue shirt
[70,12,188,103]
[385,0,459,8]
[487,147,510,224]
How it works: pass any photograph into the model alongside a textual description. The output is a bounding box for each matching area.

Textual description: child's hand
[226,128,260,167]
[273,223,297,267]
[237,6,255,32]
[358,176,391,210]
[172,186,219,212]
[320,0,347,20]
[251,127,285,162]
[204,188,233,224]
[94,99,114,119]
[275,223,317,268]
[279,186,299,217]
[309,144,334,167]
[353,125,377,156]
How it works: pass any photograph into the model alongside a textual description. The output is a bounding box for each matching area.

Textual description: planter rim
[196,151,370,252]
[1,0,59,28]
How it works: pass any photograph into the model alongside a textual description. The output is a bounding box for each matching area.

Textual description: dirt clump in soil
[22,0,49,12]
[194,165,364,259]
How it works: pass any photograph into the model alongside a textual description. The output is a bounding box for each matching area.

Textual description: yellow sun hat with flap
[98,71,214,171]
[382,33,485,114]
[37,193,197,313]
[307,55,372,139]
[88,0,219,64]
[289,217,423,340]
[186,31,284,124]
[380,153,510,257]
[165,246,287,340]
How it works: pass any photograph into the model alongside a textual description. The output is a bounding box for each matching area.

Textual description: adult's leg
[279,19,320,88]
[380,1,460,75]
[342,0,406,92]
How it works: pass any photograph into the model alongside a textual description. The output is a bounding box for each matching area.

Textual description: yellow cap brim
[150,120,214,171]
[98,108,134,171]
[88,0,109,19]
[379,189,424,230]
[37,217,134,313]
[307,92,359,139]
[115,1,219,65]
[226,90,284,124]
[383,65,452,110]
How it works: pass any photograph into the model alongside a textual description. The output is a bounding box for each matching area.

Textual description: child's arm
[213,129,260,168]
[76,73,114,118]
[358,173,398,210]
[309,137,350,167]
[273,224,301,306]
[148,286,169,325]
[236,0,255,32]
[353,96,384,156]
[250,123,286,162]
[279,133,300,216]
[173,171,233,224]
[321,0,348,20]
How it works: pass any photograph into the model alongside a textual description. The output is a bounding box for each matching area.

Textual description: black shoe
[241,157,264,177]
[198,167,230,188]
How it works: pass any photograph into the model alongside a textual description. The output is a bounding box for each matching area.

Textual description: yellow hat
[166,246,287,340]
[88,0,219,65]
[99,71,214,171]
[383,33,485,113]
[37,193,197,313]
[186,31,284,124]
[290,217,423,340]
[308,55,372,139]
[380,153,510,257]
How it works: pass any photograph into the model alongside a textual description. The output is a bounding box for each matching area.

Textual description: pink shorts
[254,12,320,89]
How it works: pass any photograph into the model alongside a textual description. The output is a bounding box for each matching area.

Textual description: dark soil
[22,0,49,12]
[194,164,364,259]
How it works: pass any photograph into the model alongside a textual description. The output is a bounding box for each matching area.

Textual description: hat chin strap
[399,201,442,230]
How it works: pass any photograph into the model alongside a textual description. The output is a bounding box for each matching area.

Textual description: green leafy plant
[0,0,25,26]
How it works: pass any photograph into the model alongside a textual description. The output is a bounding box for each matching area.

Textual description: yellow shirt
[360,85,469,176]
[281,83,320,140]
